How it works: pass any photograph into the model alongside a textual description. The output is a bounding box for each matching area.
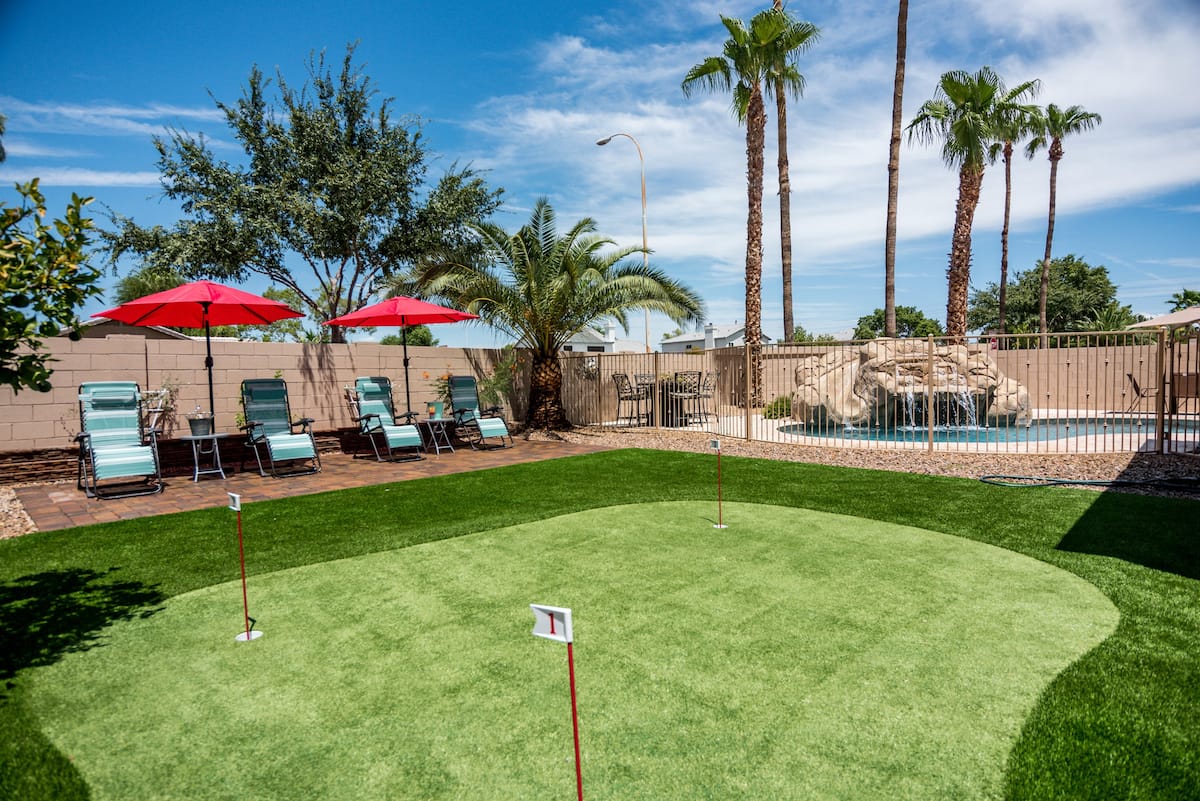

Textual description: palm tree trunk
[775,78,794,343]
[884,0,908,339]
[1039,139,1062,344]
[526,350,570,430]
[745,86,766,406]
[999,140,1013,340]
[947,163,984,341]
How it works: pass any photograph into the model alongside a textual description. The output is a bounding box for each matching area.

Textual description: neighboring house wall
[0,337,526,453]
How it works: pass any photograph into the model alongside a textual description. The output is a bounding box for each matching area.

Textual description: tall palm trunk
[1038,138,1063,343]
[773,0,795,343]
[947,164,984,341]
[775,79,794,343]
[527,350,570,430]
[884,0,908,339]
[744,85,766,406]
[998,140,1014,339]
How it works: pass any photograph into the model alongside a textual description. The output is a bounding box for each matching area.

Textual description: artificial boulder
[791,339,1031,428]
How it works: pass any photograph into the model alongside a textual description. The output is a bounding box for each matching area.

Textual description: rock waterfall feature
[791,339,1031,430]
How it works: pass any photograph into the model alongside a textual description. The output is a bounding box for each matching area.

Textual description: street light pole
[596,133,651,353]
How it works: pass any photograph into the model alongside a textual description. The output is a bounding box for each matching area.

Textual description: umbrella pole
[402,323,412,415]
[203,305,216,422]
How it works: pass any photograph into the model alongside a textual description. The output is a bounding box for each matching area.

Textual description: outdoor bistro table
[641,379,690,427]
[419,417,455,455]
[180,432,229,481]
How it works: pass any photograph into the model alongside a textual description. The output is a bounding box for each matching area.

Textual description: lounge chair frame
[240,378,322,478]
[345,377,424,462]
[76,381,164,499]
[448,375,513,449]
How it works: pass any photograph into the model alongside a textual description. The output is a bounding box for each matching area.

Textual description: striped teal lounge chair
[240,378,321,477]
[448,375,513,449]
[76,381,163,498]
[347,376,423,462]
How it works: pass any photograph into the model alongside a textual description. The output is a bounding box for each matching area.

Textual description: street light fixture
[596,132,651,353]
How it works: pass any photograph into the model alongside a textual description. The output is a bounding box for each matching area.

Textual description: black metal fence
[559,331,1200,454]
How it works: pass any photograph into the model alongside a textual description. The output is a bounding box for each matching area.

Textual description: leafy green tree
[907,67,1038,339]
[1026,103,1102,337]
[1168,289,1200,311]
[683,8,804,404]
[418,199,704,430]
[766,0,820,342]
[968,254,1123,333]
[380,326,437,347]
[791,324,838,343]
[102,44,501,344]
[1,181,105,392]
[113,265,185,304]
[853,306,943,340]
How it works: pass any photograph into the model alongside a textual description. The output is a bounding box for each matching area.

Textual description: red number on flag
[549,614,557,635]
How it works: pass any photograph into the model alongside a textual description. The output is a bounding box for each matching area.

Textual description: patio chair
[1123,372,1156,413]
[76,381,163,499]
[345,376,423,462]
[670,371,702,425]
[448,375,513,449]
[240,378,321,477]
[697,370,719,423]
[612,372,649,426]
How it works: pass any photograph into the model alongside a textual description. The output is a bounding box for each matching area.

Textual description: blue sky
[3,0,1198,348]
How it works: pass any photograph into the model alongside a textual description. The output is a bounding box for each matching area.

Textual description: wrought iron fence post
[927,335,935,453]
[1155,327,1167,454]
[744,344,753,441]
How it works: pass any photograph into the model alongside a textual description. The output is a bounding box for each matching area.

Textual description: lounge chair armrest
[397,411,419,423]
[352,412,381,424]
[74,432,90,445]
[483,405,503,416]
[295,417,315,433]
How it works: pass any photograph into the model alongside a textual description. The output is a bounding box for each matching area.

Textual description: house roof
[661,325,772,344]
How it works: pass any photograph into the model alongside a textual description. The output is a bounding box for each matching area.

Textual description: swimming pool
[776,416,1196,444]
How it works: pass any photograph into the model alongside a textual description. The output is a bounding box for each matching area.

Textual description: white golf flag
[709,438,720,452]
[530,604,573,644]
[228,492,241,511]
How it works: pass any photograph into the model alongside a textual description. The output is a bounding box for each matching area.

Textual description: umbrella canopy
[325,296,478,414]
[1128,305,1200,330]
[93,280,304,421]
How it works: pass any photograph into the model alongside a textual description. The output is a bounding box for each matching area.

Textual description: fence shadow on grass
[0,567,165,693]
[1055,453,1200,580]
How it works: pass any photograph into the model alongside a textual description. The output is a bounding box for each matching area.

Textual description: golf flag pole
[711,439,727,529]
[531,604,583,801]
[229,493,262,642]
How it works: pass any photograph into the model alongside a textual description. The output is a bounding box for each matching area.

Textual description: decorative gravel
[554,426,1200,497]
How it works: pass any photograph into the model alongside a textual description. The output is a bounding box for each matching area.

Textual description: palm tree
[683,8,797,405]
[418,199,704,431]
[986,83,1041,339]
[1026,103,1102,339]
[767,1,820,343]
[907,67,1038,340]
[883,0,908,338]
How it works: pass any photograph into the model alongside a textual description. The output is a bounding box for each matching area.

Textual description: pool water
[777,417,1196,444]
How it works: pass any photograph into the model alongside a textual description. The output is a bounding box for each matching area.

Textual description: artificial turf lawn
[0,448,1197,800]
[21,502,1115,801]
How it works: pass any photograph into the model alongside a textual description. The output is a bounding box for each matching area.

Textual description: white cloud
[0,166,161,187]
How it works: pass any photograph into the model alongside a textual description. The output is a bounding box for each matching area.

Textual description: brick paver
[17,438,608,532]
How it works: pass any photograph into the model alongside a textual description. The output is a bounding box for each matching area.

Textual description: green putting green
[24,502,1116,801]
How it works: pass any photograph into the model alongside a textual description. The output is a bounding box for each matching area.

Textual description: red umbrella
[324,296,478,414]
[93,280,304,421]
